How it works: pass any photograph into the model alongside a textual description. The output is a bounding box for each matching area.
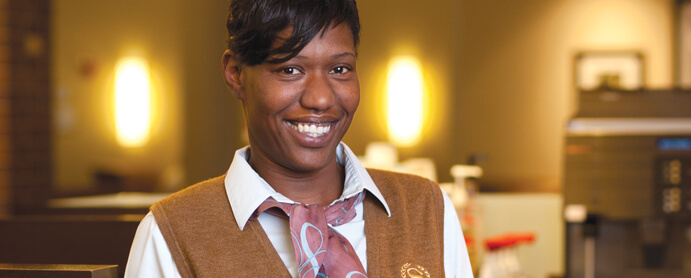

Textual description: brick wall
[0,0,51,216]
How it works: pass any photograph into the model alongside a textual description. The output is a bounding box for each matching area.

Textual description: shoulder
[155,176,226,208]
[366,168,441,195]
[151,175,228,222]
[365,168,444,213]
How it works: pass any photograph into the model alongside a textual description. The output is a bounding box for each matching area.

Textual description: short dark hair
[226,0,360,66]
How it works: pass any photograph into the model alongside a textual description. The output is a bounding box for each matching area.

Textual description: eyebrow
[292,52,357,60]
[332,52,357,59]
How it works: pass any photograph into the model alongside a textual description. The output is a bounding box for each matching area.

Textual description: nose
[300,73,334,111]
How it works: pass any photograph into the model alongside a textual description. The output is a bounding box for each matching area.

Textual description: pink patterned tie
[254,192,368,278]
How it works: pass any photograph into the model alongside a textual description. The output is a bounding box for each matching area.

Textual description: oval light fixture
[114,56,151,147]
[386,55,424,147]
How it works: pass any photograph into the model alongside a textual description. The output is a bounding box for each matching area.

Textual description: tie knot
[253,192,368,278]
[254,192,365,227]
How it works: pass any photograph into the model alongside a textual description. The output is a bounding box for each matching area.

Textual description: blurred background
[1,0,690,277]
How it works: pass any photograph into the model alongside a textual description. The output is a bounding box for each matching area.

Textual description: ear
[222,50,245,100]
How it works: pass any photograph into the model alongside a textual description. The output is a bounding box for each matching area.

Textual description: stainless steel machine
[564,89,691,278]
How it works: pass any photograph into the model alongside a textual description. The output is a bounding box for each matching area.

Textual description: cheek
[248,83,295,116]
[348,92,360,114]
[342,81,360,115]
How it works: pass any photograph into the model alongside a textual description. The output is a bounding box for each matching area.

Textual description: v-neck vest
[151,168,445,277]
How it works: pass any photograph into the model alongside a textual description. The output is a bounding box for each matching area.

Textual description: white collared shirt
[125,143,473,278]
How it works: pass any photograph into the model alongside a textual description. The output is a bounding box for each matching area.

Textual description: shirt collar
[224,142,391,231]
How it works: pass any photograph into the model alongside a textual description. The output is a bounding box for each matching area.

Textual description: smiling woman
[223,24,360,203]
[124,0,473,277]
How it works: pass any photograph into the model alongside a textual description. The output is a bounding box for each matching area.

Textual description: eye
[330,66,351,75]
[280,67,303,75]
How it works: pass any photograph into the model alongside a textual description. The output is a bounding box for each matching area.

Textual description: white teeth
[288,122,332,137]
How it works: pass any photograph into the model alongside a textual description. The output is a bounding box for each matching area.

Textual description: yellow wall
[52,0,186,191]
[348,0,458,179]
[52,0,243,192]
[177,0,246,187]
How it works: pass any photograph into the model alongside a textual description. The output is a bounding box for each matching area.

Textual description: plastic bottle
[450,164,483,275]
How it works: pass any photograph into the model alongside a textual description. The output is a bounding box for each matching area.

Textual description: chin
[287,148,338,173]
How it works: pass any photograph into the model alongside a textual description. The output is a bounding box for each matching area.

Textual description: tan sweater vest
[152,169,445,277]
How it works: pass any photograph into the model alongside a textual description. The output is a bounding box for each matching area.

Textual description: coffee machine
[564,89,691,278]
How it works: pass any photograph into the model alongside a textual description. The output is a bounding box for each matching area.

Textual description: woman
[125,0,472,277]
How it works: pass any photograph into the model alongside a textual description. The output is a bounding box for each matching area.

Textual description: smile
[286,121,332,137]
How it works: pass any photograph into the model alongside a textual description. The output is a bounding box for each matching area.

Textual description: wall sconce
[386,56,424,147]
[114,56,151,147]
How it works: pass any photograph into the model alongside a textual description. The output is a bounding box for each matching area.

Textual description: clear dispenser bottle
[450,164,483,275]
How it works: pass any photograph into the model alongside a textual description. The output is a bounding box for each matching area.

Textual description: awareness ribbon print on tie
[254,192,368,278]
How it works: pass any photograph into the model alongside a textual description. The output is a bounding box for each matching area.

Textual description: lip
[283,116,340,148]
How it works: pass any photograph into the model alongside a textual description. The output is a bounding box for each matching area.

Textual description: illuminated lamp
[386,56,424,147]
[114,56,151,147]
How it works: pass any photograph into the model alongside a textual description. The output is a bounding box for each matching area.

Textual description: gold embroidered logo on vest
[400,263,430,278]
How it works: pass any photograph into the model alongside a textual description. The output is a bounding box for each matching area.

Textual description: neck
[248,150,345,206]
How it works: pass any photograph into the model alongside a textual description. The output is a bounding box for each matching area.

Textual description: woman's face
[229,23,359,174]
